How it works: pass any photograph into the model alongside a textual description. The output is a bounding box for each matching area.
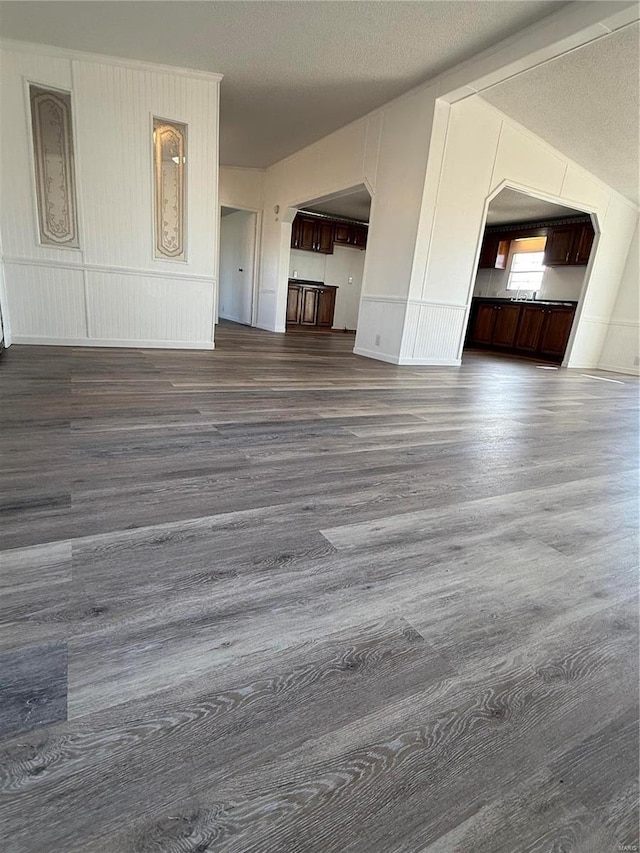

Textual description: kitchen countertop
[288,278,338,288]
[473,296,577,307]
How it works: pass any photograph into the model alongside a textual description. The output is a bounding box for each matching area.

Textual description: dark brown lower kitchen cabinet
[491,303,521,348]
[468,303,497,345]
[466,299,576,363]
[316,287,336,326]
[538,307,576,359]
[286,281,337,329]
[467,302,520,348]
[286,284,302,324]
[514,305,547,353]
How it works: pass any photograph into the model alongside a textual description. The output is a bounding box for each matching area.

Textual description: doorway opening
[219,206,259,327]
[463,187,597,365]
[285,185,371,337]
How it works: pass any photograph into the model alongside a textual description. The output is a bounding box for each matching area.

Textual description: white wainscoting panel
[565,316,610,369]
[4,262,87,339]
[598,321,640,376]
[86,271,214,345]
[399,300,466,365]
[0,43,220,350]
[256,289,278,332]
[353,295,406,363]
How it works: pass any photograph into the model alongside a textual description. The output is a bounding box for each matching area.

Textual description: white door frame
[218,205,263,328]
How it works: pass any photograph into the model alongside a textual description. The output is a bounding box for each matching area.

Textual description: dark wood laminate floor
[1,322,638,853]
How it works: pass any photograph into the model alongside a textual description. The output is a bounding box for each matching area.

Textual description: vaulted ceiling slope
[0,0,567,167]
[481,21,640,205]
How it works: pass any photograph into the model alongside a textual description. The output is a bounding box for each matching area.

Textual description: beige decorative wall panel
[153,118,187,260]
[29,85,79,248]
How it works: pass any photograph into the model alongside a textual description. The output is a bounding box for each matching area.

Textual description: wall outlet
[348,276,353,284]
[375,334,381,347]
[292,270,298,279]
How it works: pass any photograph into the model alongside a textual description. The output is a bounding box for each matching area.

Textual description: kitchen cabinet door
[573,224,595,265]
[300,288,318,325]
[545,226,577,266]
[469,304,497,345]
[538,307,575,359]
[298,217,317,252]
[491,304,521,348]
[515,306,546,352]
[352,224,368,248]
[315,220,334,254]
[316,288,336,327]
[286,285,302,324]
[291,217,302,250]
[333,223,352,245]
[478,235,499,269]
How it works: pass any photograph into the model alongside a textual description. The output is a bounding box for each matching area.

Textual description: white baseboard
[596,363,640,377]
[399,357,462,366]
[353,346,401,364]
[254,323,284,334]
[11,336,215,350]
[354,347,462,367]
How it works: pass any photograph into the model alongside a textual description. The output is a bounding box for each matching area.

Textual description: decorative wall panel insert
[153,118,187,260]
[29,85,80,248]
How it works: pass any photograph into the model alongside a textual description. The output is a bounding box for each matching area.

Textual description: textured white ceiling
[482,22,640,205]
[487,188,585,225]
[303,187,372,222]
[0,0,567,167]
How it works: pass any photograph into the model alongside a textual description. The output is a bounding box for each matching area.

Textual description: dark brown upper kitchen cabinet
[538,307,575,359]
[333,222,352,245]
[478,234,510,269]
[544,221,594,266]
[544,225,576,266]
[574,223,595,265]
[351,224,368,248]
[291,215,334,254]
[292,213,368,253]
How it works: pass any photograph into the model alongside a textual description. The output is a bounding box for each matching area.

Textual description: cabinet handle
[565,251,570,262]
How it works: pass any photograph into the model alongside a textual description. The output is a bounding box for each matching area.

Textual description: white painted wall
[0,41,220,349]
[288,249,326,284]
[289,245,366,330]
[219,210,256,325]
[253,1,639,367]
[219,166,265,211]
[257,84,437,349]
[401,96,639,368]
[598,220,640,375]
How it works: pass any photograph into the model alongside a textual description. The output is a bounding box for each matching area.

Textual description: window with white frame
[507,238,546,291]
